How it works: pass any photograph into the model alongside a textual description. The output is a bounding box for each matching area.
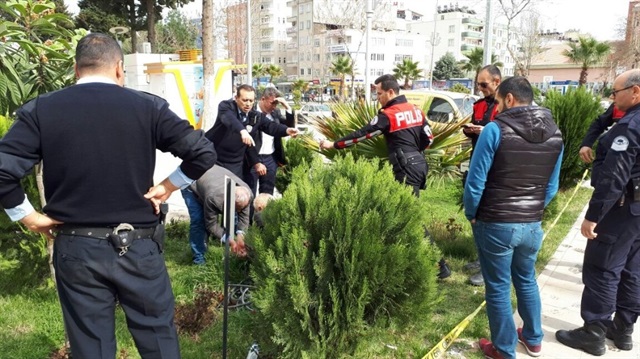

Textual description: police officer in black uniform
[579,103,625,164]
[0,33,217,358]
[319,74,451,279]
[556,69,640,356]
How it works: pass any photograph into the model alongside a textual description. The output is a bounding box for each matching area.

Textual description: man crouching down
[182,166,253,263]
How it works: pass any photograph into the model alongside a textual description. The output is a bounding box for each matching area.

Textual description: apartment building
[285,0,427,90]
[408,4,516,77]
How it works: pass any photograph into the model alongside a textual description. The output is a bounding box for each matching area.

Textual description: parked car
[400,89,479,123]
[297,103,332,124]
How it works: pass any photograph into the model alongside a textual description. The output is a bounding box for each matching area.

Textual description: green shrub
[275,136,319,193]
[249,155,440,358]
[449,83,471,94]
[543,87,603,189]
[0,116,49,291]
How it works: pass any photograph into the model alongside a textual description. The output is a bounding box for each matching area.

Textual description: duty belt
[57,224,156,240]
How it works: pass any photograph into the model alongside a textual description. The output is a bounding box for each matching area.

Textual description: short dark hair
[374,74,400,94]
[480,64,502,80]
[497,76,533,105]
[261,87,280,99]
[75,33,123,73]
[236,84,255,97]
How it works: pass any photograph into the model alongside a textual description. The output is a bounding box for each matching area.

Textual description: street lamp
[109,26,130,49]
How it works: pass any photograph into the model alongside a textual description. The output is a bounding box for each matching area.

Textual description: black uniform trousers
[390,151,428,198]
[581,198,640,326]
[54,234,180,359]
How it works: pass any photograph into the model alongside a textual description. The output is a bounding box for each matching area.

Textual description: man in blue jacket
[464,76,563,359]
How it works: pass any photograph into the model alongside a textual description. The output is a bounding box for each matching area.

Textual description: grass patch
[0,180,592,358]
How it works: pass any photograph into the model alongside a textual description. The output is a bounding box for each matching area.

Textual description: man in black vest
[464,76,563,359]
[557,69,640,356]
[0,33,217,358]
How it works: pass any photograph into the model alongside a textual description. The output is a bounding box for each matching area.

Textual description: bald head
[612,69,640,112]
[74,33,125,85]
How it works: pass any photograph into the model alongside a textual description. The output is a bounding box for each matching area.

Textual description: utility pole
[428,1,440,90]
[365,0,373,102]
[202,0,215,131]
[482,0,493,66]
[247,0,253,86]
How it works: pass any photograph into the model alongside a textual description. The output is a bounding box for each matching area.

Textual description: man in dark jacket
[319,74,451,279]
[464,76,563,359]
[245,87,295,195]
[556,69,640,356]
[205,85,298,178]
[463,64,502,286]
[0,33,217,358]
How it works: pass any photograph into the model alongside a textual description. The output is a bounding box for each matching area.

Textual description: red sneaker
[517,328,542,357]
[479,338,505,359]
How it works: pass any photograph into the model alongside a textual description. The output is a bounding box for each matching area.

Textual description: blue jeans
[181,188,207,264]
[472,221,544,359]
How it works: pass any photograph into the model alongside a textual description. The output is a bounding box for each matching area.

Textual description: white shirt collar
[76,76,118,85]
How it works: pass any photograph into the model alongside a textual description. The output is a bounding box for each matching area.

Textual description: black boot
[606,316,634,350]
[438,258,451,279]
[556,322,606,356]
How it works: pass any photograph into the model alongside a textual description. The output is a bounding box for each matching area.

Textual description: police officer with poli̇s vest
[319,74,432,196]
[319,74,452,279]
[556,69,640,356]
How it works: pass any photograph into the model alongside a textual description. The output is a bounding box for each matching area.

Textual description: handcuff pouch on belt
[108,223,135,256]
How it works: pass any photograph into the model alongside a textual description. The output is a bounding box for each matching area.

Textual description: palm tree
[330,55,353,100]
[266,64,284,83]
[292,79,309,106]
[562,37,611,86]
[458,47,503,89]
[252,63,266,86]
[393,58,423,89]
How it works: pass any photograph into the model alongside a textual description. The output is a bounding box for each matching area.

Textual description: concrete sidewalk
[513,205,639,358]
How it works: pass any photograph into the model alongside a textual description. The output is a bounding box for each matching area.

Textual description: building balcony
[286,43,298,49]
[327,44,348,53]
[461,43,481,51]
[461,31,483,39]
[462,17,483,26]
[286,27,296,35]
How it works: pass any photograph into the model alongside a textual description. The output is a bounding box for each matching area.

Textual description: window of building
[448,38,454,46]
[298,4,304,14]
[300,69,305,75]
[308,68,312,75]
[307,20,311,29]
[314,54,320,61]
[395,39,413,47]
[371,53,384,61]
[278,57,281,63]
[262,57,272,63]
[314,38,320,47]
[261,42,272,50]
[372,37,385,46]
[448,25,455,33]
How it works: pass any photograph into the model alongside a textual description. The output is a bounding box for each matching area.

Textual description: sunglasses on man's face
[477,82,490,89]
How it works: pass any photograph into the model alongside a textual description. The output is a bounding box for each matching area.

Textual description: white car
[297,103,332,123]
[401,89,479,123]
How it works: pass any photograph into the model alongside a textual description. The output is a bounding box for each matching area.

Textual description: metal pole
[365,0,373,102]
[482,0,493,66]
[428,1,439,90]
[222,176,236,359]
[247,0,253,86]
